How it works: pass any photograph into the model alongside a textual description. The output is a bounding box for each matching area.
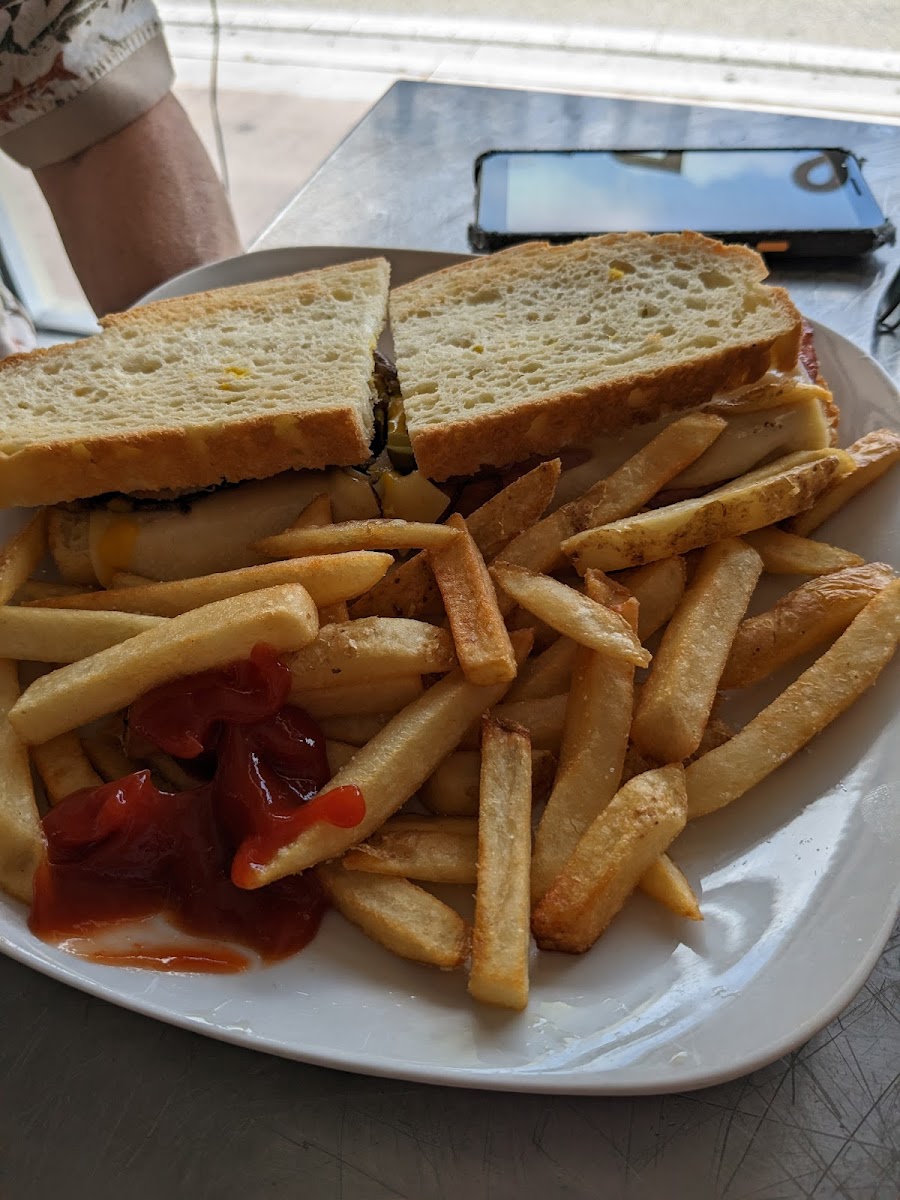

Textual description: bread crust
[410,330,799,481]
[0,406,371,508]
[391,233,802,481]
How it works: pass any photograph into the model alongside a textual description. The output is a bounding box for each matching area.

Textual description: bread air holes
[465,287,502,305]
[609,259,636,274]
[639,303,659,319]
[121,355,163,375]
[699,269,731,289]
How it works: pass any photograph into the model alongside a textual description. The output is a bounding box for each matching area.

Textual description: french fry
[318,601,349,625]
[9,584,319,745]
[0,606,165,663]
[692,716,735,759]
[141,751,204,792]
[787,429,900,536]
[318,713,392,746]
[325,739,358,773]
[530,572,636,903]
[288,618,455,689]
[289,492,333,530]
[638,854,702,921]
[342,828,477,884]
[720,562,897,688]
[459,693,568,752]
[504,605,558,652]
[255,519,460,559]
[531,765,688,953]
[617,557,687,642]
[491,562,650,666]
[564,451,844,572]
[0,660,43,901]
[0,511,47,606]
[632,538,762,763]
[420,747,556,816]
[241,631,532,886]
[743,527,864,576]
[429,514,516,685]
[348,460,561,621]
[318,864,469,969]
[81,732,137,783]
[469,718,533,1010]
[290,676,424,719]
[31,731,102,803]
[496,413,726,575]
[687,578,900,818]
[504,637,576,702]
[24,553,392,616]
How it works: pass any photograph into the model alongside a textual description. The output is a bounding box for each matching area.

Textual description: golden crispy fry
[691,716,735,760]
[10,584,319,746]
[318,601,349,625]
[496,413,725,574]
[687,578,900,818]
[289,493,333,530]
[319,713,392,746]
[318,864,470,969]
[243,632,531,885]
[81,732,136,783]
[469,718,533,1010]
[530,573,636,903]
[0,511,47,606]
[31,731,102,804]
[342,828,477,884]
[617,557,687,642]
[564,451,844,572]
[504,637,576,702]
[632,538,762,763]
[25,553,392,616]
[290,676,424,719]
[256,519,460,559]
[429,514,516,685]
[787,429,900,536]
[531,766,688,953]
[0,660,43,901]
[349,460,561,621]
[459,693,568,752]
[420,747,556,816]
[638,853,702,921]
[288,617,455,689]
[721,562,896,688]
[0,606,165,663]
[743,527,864,576]
[491,563,650,666]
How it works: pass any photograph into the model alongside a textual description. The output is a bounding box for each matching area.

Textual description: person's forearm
[35,93,242,315]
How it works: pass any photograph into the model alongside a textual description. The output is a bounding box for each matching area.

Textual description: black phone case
[469,148,897,259]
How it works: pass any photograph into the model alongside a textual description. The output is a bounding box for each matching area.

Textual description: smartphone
[470,148,895,257]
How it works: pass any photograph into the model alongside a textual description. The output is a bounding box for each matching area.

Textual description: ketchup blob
[29,644,365,971]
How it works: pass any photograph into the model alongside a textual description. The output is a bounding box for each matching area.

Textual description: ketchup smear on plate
[28,644,365,972]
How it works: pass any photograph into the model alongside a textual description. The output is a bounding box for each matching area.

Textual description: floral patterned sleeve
[0,1,174,169]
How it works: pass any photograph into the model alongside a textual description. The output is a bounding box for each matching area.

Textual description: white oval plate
[1,246,898,1096]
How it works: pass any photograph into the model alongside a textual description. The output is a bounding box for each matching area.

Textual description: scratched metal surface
[2,82,899,1199]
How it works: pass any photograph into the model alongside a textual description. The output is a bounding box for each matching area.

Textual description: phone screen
[477,149,885,236]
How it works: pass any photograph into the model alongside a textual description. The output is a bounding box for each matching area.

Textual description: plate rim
[2,244,898,1096]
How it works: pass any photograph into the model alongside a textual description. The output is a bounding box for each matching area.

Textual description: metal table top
[3,81,899,1200]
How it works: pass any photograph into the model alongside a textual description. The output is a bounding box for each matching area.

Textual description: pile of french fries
[1,414,899,1012]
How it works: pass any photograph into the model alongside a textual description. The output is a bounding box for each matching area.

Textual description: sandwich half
[390,233,802,480]
[0,257,390,507]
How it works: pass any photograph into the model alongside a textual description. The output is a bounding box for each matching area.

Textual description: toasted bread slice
[390,233,801,480]
[0,258,390,507]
